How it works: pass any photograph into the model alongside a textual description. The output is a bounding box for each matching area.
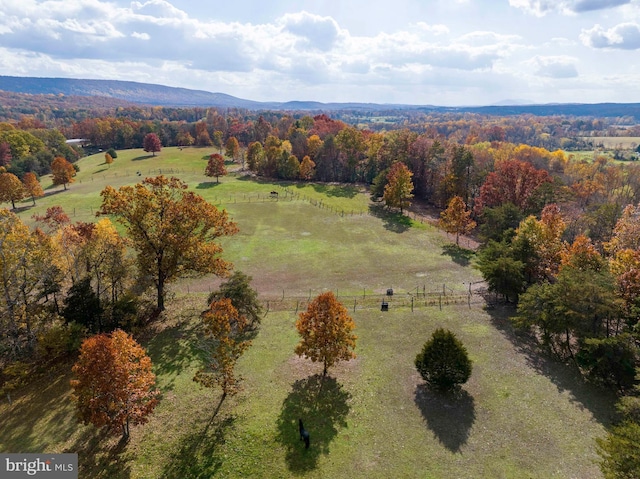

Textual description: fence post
[439,294,442,310]
[443,284,446,296]
[411,296,414,312]
[354,299,357,312]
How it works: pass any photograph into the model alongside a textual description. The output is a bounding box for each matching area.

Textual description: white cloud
[131,31,150,40]
[581,22,640,49]
[526,55,579,78]
[509,0,632,16]
[279,11,343,51]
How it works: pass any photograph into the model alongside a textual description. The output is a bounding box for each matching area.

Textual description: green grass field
[0,147,615,478]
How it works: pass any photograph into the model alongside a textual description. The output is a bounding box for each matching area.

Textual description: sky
[0,0,639,106]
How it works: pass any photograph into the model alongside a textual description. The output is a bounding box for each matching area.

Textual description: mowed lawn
[1,148,615,478]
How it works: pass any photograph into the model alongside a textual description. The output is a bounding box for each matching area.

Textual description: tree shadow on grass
[160,397,233,479]
[132,155,155,161]
[414,384,475,453]
[306,183,359,199]
[483,304,617,426]
[145,321,201,393]
[368,204,411,233]
[441,244,475,266]
[195,181,222,190]
[276,374,351,473]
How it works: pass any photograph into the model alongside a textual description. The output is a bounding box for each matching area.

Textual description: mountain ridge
[1,75,640,119]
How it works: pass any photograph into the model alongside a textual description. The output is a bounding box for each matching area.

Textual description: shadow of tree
[160,397,232,479]
[368,204,411,233]
[132,155,154,161]
[306,183,359,199]
[145,321,201,393]
[483,304,617,426]
[195,181,222,190]
[276,374,351,473]
[441,244,475,266]
[414,384,475,453]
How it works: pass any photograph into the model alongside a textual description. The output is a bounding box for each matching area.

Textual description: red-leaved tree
[475,159,551,214]
[143,133,162,156]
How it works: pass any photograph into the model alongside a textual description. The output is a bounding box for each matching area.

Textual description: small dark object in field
[381,301,389,311]
[270,191,279,199]
[299,418,310,449]
[386,288,393,296]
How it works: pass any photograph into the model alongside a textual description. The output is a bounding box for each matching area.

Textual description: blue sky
[0,0,639,105]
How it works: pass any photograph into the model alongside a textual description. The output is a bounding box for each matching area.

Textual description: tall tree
[98,176,238,311]
[225,137,240,162]
[21,172,44,206]
[142,133,162,156]
[205,153,227,183]
[383,161,414,214]
[439,196,476,245]
[71,329,159,439]
[51,156,75,190]
[193,299,252,397]
[0,172,26,209]
[295,292,357,375]
[299,155,316,180]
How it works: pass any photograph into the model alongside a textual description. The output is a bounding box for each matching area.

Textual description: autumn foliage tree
[383,161,414,213]
[439,196,476,245]
[225,136,240,162]
[295,292,357,375]
[205,153,227,183]
[193,299,252,397]
[142,133,162,156]
[105,152,114,165]
[71,329,159,439]
[51,156,75,190]
[21,172,44,206]
[475,159,551,214]
[98,176,238,311]
[0,172,26,209]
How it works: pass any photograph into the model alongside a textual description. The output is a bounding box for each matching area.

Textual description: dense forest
[1,96,640,476]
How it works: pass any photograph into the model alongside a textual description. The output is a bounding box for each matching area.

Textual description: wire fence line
[253,282,487,314]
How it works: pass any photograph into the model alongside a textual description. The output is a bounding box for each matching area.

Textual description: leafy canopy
[98,175,238,311]
[415,328,472,391]
[295,291,357,375]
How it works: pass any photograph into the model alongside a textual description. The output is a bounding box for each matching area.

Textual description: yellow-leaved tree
[295,292,356,376]
[439,195,476,245]
[98,176,238,311]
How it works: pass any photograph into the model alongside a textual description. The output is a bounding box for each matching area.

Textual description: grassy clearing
[0,147,615,478]
[581,136,640,149]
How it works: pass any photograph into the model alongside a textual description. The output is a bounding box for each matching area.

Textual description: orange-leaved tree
[205,153,227,183]
[22,172,44,206]
[439,195,476,245]
[383,161,414,213]
[225,137,240,162]
[51,156,75,190]
[193,298,252,398]
[295,292,356,376]
[71,329,159,439]
[98,176,238,311]
[0,172,26,209]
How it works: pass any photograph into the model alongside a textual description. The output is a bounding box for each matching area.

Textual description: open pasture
[0,147,615,478]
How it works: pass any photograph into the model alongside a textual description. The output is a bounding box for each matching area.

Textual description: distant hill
[1,75,640,119]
